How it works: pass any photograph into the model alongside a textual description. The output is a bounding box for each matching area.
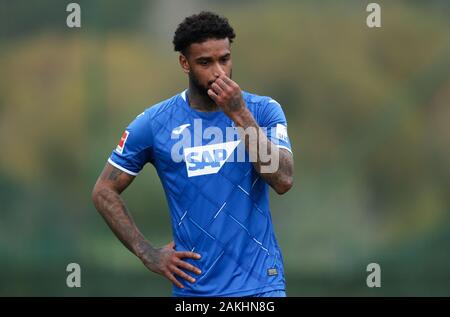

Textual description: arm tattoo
[234,110,294,193]
[259,150,293,190]
[108,168,123,181]
[229,96,243,112]
[94,187,143,254]
[93,166,156,261]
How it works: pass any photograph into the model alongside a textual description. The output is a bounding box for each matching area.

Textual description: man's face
[180,38,233,96]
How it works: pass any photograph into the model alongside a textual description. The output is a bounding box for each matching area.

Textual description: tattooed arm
[208,75,294,195]
[91,162,201,288]
[231,110,294,195]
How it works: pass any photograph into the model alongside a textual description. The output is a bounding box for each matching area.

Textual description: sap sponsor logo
[183,141,240,177]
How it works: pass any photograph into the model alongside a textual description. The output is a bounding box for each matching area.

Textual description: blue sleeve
[259,98,293,153]
[108,111,154,175]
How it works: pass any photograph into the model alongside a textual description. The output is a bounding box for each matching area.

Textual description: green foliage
[0,0,449,296]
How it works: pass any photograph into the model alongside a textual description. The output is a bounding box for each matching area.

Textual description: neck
[187,82,219,112]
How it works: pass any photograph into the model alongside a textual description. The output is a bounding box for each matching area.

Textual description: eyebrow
[195,53,231,62]
[195,56,213,62]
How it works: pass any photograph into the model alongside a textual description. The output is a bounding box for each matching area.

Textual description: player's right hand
[141,241,202,288]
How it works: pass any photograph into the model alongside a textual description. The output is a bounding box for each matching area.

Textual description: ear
[179,54,190,74]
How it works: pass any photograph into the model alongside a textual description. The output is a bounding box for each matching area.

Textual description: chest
[152,116,249,178]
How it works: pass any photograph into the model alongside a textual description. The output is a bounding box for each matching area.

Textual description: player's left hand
[208,75,246,118]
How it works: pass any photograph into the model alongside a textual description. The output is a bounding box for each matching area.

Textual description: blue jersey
[108,90,292,297]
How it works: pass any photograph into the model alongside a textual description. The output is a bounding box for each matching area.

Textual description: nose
[213,63,226,78]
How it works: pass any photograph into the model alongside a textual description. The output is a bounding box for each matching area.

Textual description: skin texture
[92,37,294,289]
[92,163,202,289]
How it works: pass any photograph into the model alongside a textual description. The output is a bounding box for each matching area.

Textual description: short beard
[189,72,211,99]
[188,70,233,99]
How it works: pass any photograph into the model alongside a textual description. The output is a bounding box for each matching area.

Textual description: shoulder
[141,93,181,120]
[125,93,182,138]
[242,91,285,123]
[242,91,283,109]
[130,92,183,128]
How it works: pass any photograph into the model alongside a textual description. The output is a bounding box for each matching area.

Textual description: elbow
[91,182,119,209]
[91,184,101,206]
[274,176,293,195]
[91,182,107,207]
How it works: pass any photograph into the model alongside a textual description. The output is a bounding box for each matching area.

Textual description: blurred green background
[1,0,449,296]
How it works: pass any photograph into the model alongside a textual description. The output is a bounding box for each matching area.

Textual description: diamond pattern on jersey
[148,102,280,286]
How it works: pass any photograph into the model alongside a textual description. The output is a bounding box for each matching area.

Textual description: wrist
[134,238,154,260]
[229,106,252,128]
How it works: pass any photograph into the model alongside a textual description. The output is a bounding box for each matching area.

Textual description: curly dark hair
[173,11,236,55]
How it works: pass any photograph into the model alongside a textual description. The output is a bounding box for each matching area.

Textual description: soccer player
[92,11,294,297]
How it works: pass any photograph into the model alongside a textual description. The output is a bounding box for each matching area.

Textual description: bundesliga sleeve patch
[116,130,129,154]
[267,268,278,276]
[275,124,288,142]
